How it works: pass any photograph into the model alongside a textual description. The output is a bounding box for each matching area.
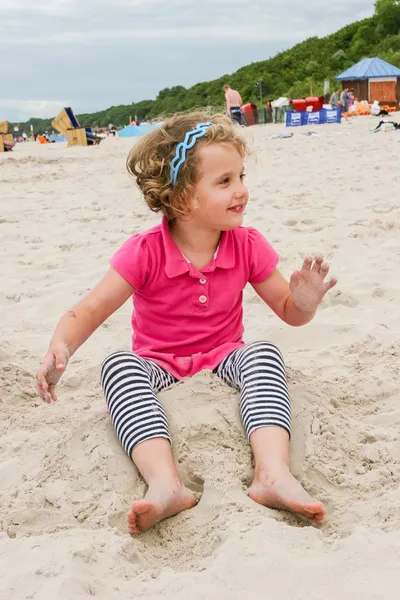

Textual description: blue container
[287,108,341,127]
[323,108,341,124]
[285,112,303,127]
[302,110,324,125]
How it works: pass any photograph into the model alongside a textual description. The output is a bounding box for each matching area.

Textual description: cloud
[0,25,315,46]
[0,100,67,122]
[0,0,375,120]
[0,0,77,16]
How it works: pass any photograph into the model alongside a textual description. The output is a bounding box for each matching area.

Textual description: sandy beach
[1,116,399,599]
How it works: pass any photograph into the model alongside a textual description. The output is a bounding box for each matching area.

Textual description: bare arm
[252,258,336,327]
[252,269,315,326]
[50,267,134,356]
[36,267,134,402]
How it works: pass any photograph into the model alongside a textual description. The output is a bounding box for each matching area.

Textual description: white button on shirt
[199,277,207,284]
[199,295,207,304]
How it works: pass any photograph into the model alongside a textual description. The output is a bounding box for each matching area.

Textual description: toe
[131,500,152,515]
[308,505,325,523]
[128,505,141,534]
[302,509,323,522]
[303,501,325,514]
[313,510,326,524]
[128,519,138,534]
[128,513,140,534]
[127,511,136,524]
[129,524,139,535]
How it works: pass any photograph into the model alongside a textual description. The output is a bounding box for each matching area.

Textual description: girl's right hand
[36,344,70,403]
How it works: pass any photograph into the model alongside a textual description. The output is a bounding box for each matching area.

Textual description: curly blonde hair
[126,111,248,221]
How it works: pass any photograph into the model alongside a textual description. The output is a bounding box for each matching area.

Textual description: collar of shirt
[161,216,235,278]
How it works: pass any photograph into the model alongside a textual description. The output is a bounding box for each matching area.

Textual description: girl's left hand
[290,256,337,313]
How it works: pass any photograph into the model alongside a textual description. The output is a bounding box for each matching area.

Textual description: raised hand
[36,343,70,404]
[290,256,337,313]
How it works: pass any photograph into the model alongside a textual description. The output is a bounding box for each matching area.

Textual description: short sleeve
[247,227,279,284]
[109,234,150,291]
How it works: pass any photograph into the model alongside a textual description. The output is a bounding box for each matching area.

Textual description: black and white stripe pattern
[101,351,177,457]
[213,341,291,438]
[101,342,291,457]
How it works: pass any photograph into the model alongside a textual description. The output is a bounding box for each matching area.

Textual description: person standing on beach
[330,89,339,109]
[224,84,243,124]
[36,111,337,535]
[340,87,349,122]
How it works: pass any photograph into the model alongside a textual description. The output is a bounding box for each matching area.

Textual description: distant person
[371,100,381,116]
[266,100,273,122]
[340,87,349,122]
[372,101,389,117]
[374,119,399,131]
[36,111,337,534]
[224,84,243,125]
[330,89,339,109]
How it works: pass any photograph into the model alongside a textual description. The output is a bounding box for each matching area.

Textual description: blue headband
[170,121,213,186]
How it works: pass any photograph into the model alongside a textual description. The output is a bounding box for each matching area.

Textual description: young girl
[36,112,337,535]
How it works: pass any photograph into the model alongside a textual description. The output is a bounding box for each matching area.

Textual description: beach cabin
[335,58,400,107]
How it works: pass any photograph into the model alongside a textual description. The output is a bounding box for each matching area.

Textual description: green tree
[305,60,321,95]
[350,22,377,57]
[375,0,400,36]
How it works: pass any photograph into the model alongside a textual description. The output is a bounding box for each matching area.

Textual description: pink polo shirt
[110,217,279,380]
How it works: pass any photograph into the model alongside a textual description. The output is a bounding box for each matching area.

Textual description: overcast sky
[0,0,374,122]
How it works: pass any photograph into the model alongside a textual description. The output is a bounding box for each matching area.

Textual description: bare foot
[128,483,197,534]
[248,467,326,523]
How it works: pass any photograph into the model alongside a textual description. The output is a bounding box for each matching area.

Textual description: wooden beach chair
[0,121,15,152]
[51,108,101,147]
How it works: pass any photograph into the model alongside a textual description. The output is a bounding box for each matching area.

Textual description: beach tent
[271,97,289,108]
[118,124,161,138]
[48,134,67,142]
[335,58,400,106]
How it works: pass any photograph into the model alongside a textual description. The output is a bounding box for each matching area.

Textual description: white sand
[1,117,399,599]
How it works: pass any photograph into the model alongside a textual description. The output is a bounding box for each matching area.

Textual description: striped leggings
[101,341,291,458]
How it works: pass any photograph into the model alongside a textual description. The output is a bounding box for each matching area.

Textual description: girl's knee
[102,351,140,366]
[244,341,284,362]
[100,351,146,379]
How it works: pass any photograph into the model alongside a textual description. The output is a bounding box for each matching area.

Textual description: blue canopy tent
[118,124,161,138]
[335,58,400,106]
